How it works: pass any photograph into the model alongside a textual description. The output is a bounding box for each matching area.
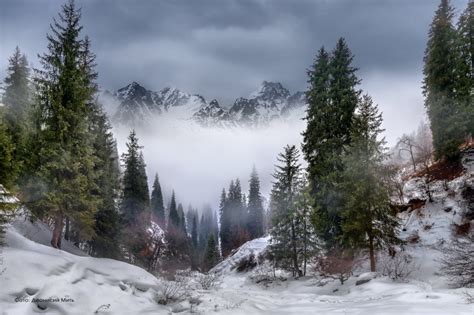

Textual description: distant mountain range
[100,81,307,128]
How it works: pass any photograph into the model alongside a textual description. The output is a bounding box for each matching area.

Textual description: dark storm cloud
[0,0,469,142]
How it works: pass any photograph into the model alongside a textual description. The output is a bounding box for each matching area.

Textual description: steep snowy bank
[0,226,166,314]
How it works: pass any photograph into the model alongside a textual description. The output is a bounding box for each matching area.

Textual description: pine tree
[455,1,474,139]
[203,234,220,272]
[269,145,304,277]
[87,103,122,259]
[120,130,150,264]
[120,130,149,224]
[25,0,99,249]
[191,214,198,246]
[219,187,232,256]
[2,47,31,182]
[246,166,265,239]
[164,191,190,271]
[423,0,463,160]
[150,173,165,226]
[0,115,16,189]
[168,191,179,228]
[302,39,360,249]
[3,47,30,120]
[177,203,187,235]
[339,95,400,272]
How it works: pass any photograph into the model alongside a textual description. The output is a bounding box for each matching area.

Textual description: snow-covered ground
[1,226,472,314]
[0,152,472,314]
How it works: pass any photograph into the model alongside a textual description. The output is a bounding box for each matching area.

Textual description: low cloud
[114,118,306,210]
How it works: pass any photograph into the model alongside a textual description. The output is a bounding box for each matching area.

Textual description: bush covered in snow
[316,251,358,285]
[155,279,189,305]
[379,251,416,281]
[247,262,278,286]
[197,272,221,290]
[441,232,474,288]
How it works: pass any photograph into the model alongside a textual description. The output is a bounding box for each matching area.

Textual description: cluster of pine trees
[268,0,471,276]
[219,167,265,257]
[268,37,402,275]
[423,0,473,160]
[0,1,225,273]
[1,0,470,277]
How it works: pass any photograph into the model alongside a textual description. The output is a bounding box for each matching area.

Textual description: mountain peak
[250,81,290,100]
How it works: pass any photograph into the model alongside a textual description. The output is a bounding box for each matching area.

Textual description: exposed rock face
[103,81,306,128]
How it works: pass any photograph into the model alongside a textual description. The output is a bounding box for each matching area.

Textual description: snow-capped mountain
[103,81,307,128]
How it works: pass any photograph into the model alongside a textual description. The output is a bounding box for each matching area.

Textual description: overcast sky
[0,0,469,145]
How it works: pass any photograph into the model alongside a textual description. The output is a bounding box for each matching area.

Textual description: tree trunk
[303,217,307,276]
[291,220,300,277]
[51,212,64,249]
[64,217,70,241]
[410,150,416,173]
[369,235,376,272]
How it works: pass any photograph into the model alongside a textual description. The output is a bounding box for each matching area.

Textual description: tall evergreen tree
[0,115,16,189]
[177,203,187,235]
[164,191,190,270]
[246,166,265,239]
[219,187,232,256]
[150,173,165,226]
[120,130,150,264]
[302,39,360,249]
[3,47,30,120]
[25,0,99,248]
[455,1,474,139]
[120,130,150,224]
[2,47,31,182]
[202,234,220,272]
[269,145,305,277]
[339,95,400,272]
[87,103,122,259]
[168,191,179,229]
[423,0,463,160]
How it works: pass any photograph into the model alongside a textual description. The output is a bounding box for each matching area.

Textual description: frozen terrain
[0,152,473,314]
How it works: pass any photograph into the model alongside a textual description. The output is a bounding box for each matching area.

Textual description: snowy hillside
[0,226,167,314]
[102,81,307,128]
[0,152,472,314]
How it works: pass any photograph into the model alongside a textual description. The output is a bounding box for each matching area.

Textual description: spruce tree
[423,0,463,160]
[455,1,474,139]
[302,39,360,249]
[164,191,190,270]
[0,115,16,189]
[120,130,149,224]
[191,214,198,248]
[246,166,265,239]
[203,234,220,272]
[2,47,31,182]
[339,95,400,272]
[177,203,187,235]
[269,145,304,277]
[168,191,179,228]
[26,0,99,248]
[150,173,165,226]
[120,130,150,264]
[219,187,232,256]
[87,103,122,259]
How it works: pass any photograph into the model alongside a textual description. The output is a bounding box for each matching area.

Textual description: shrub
[441,233,474,288]
[155,280,188,305]
[316,250,357,285]
[379,252,415,281]
[197,272,221,290]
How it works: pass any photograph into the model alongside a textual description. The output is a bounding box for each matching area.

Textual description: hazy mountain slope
[103,81,307,128]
